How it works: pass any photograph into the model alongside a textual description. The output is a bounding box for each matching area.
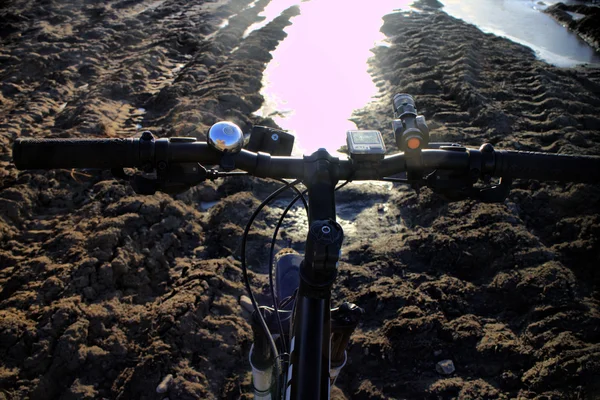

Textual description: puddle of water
[565,11,586,21]
[256,0,599,156]
[205,18,231,40]
[171,63,186,74]
[268,199,364,245]
[440,0,600,67]
[200,201,220,211]
[131,105,147,130]
[243,0,301,38]
[256,0,412,155]
[133,0,167,16]
[210,0,266,40]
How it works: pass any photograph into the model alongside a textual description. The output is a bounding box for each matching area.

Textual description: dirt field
[1,0,600,399]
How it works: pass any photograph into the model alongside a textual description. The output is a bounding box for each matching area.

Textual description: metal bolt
[271,133,279,141]
[480,143,494,153]
[321,226,331,234]
[141,131,154,141]
[416,115,429,134]
[158,161,167,170]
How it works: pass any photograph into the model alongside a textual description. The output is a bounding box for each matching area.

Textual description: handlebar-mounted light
[392,93,430,152]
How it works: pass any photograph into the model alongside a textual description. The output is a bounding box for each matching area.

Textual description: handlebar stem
[285,148,344,400]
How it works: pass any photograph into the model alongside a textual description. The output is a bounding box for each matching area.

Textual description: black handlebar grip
[494,150,600,183]
[12,138,141,170]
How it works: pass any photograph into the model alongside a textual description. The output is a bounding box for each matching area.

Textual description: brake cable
[268,185,308,355]
[267,180,350,353]
[240,179,304,398]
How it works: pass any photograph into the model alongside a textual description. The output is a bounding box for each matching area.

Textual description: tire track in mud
[339,10,600,399]
[0,0,301,398]
[0,0,219,171]
[372,11,600,152]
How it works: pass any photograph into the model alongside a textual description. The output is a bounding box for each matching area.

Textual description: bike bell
[207,121,245,153]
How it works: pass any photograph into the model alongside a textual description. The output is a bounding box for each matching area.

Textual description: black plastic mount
[392,93,430,152]
[300,219,343,296]
[245,125,294,156]
[111,131,216,195]
[421,142,513,202]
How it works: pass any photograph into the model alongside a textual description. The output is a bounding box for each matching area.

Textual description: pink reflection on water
[259,1,409,154]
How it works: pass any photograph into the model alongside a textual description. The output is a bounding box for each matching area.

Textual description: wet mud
[1,1,600,399]
[545,2,600,52]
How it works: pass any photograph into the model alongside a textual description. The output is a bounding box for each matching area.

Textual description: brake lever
[476,177,512,202]
[111,163,213,195]
[110,168,162,195]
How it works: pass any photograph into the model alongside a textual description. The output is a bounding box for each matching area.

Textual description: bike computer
[346,130,386,162]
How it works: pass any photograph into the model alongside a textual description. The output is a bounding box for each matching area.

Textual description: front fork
[249,300,363,398]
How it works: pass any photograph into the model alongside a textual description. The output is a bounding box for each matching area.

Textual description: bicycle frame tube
[285,149,342,400]
[286,291,331,399]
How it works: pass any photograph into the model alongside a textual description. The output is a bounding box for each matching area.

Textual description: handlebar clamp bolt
[480,143,494,152]
[141,131,154,141]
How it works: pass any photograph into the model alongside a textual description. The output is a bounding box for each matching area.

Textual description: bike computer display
[346,130,386,162]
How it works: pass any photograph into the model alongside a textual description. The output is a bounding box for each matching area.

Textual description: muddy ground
[1,0,600,399]
[545,2,600,52]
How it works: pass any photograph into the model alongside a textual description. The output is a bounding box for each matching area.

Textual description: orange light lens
[407,137,421,149]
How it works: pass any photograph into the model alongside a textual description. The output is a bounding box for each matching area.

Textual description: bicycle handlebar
[12,138,142,169]
[12,135,600,184]
[493,149,599,183]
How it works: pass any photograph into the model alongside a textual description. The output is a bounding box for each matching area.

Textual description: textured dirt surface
[1,1,600,399]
